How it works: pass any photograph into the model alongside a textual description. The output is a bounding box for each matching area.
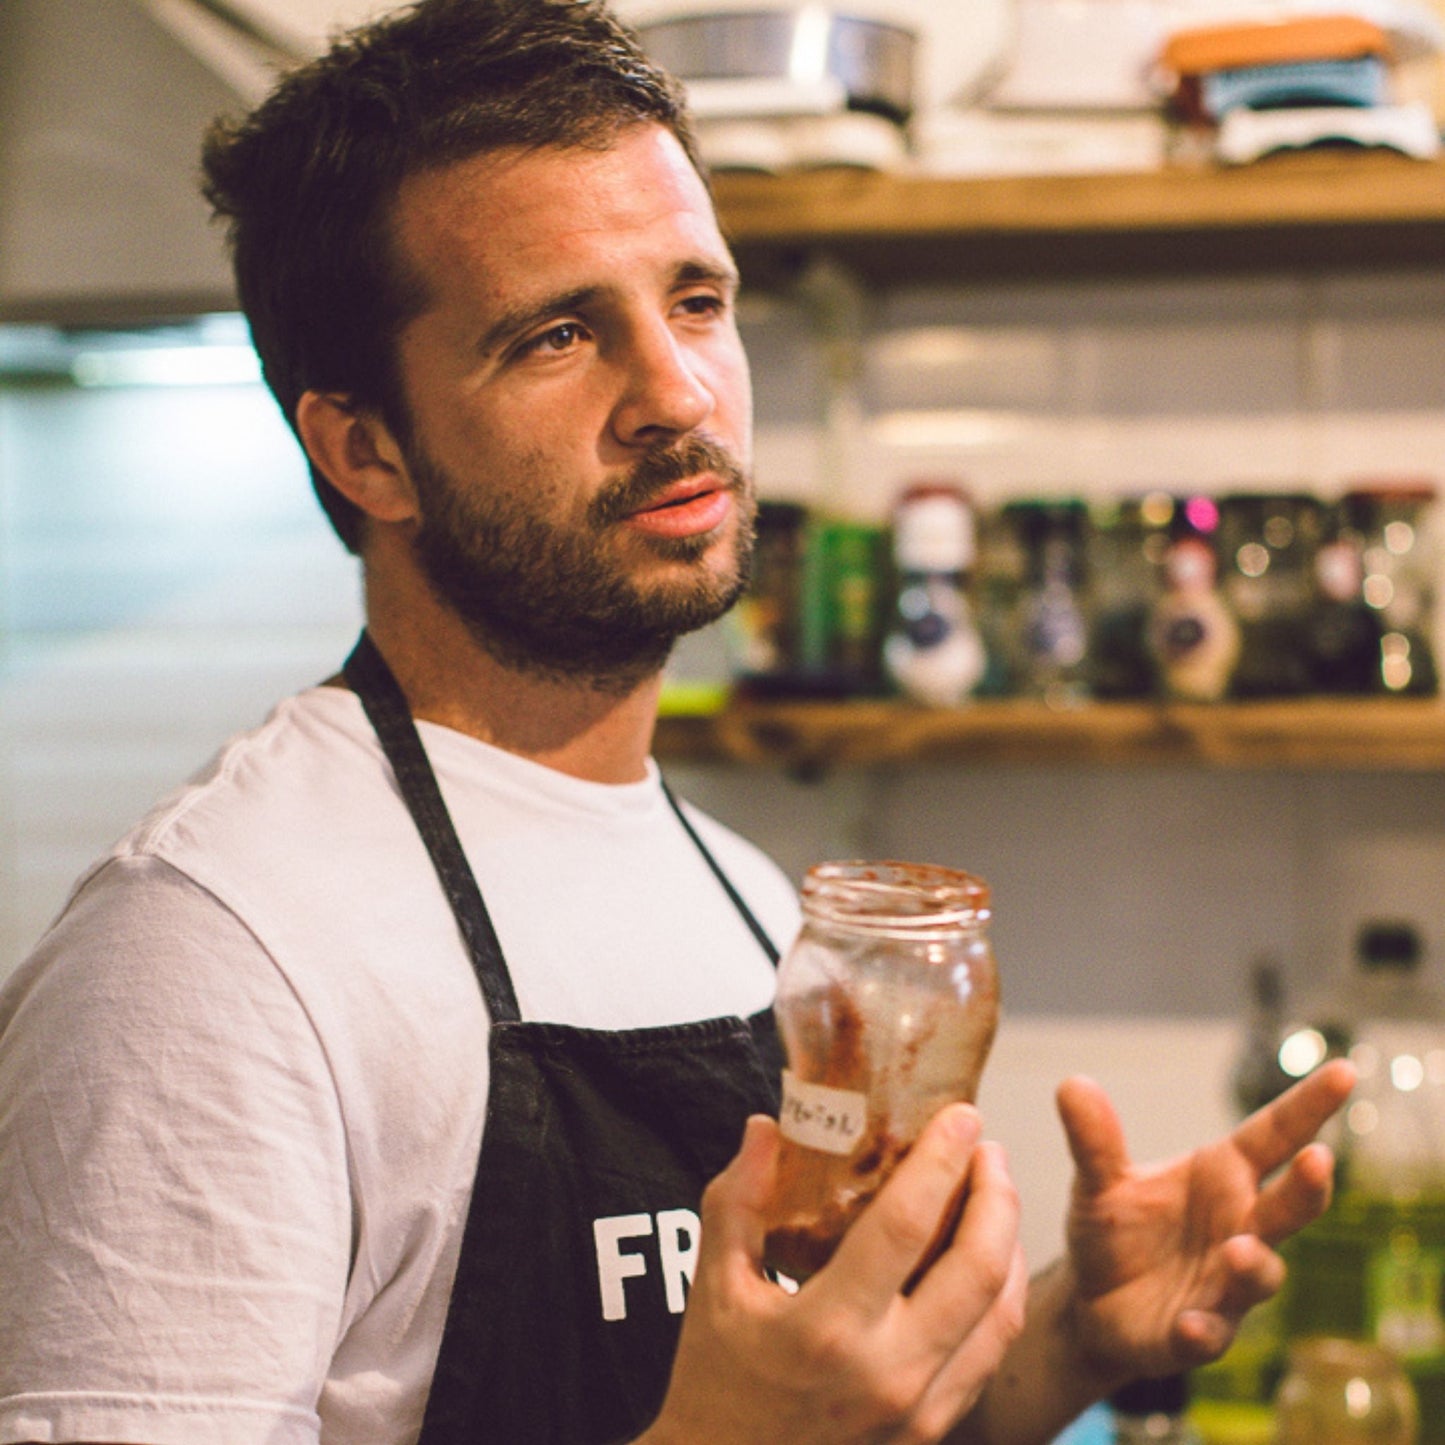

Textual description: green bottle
[1280,922,1445,1442]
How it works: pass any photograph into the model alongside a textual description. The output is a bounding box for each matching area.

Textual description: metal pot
[636,8,918,123]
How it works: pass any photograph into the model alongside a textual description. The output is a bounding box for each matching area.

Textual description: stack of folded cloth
[1156,10,1442,162]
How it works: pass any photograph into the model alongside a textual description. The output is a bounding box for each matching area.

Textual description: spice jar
[762,861,1000,1283]
[1274,1338,1418,1445]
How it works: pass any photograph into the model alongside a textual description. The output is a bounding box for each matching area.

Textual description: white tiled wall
[3,264,1445,1027]
[0,381,363,968]
[700,264,1445,1025]
[743,267,1445,514]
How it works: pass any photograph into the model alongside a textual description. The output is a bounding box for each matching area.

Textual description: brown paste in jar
[762,980,961,1285]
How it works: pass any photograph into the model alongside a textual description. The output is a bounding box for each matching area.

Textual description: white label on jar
[779,1070,869,1156]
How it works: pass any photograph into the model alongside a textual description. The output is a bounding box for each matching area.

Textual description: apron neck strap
[661,782,780,966]
[343,631,522,1024]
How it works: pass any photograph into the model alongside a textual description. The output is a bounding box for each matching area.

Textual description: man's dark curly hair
[201,0,702,552]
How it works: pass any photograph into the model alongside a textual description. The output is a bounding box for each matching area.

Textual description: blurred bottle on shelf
[1006,499,1091,705]
[729,499,808,695]
[1339,483,1440,697]
[1085,493,1173,700]
[1279,920,1445,1441]
[882,481,987,706]
[1218,492,1324,699]
[974,504,1030,697]
[797,515,891,697]
[1305,513,1385,696]
[1147,533,1241,702]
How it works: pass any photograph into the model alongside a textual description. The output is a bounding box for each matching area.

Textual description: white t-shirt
[0,687,801,1445]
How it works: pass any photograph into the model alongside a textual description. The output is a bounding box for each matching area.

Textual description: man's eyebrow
[676,257,740,292]
[477,286,601,359]
[475,258,740,359]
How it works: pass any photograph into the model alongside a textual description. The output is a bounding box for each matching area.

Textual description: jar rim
[802,860,990,930]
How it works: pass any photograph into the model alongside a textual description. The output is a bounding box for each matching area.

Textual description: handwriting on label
[778,1069,868,1156]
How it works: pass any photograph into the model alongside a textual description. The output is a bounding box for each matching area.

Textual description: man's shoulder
[122,686,390,868]
[82,686,430,957]
[671,795,803,952]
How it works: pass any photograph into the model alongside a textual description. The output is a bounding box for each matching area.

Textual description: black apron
[342,633,784,1445]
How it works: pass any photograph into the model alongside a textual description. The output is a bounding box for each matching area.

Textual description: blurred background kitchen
[6,0,1445,1437]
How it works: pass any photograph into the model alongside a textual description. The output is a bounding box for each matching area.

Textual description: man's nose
[609,319,714,445]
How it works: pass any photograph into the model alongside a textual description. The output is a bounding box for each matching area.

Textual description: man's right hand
[641,1104,1027,1445]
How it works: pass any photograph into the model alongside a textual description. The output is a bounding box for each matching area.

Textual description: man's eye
[520,322,585,356]
[678,293,726,318]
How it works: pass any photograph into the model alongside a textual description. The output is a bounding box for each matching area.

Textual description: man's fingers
[696,1115,779,1285]
[912,1238,1030,1438]
[1172,1237,1286,1365]
[1250,1140,1336,1243]
[824,1103,983,1311]
[1056,1074,1132,1193]
[1233,1058,1355,1178]
[906,1138,1022,1336]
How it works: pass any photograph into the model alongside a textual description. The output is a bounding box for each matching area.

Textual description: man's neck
[361,564,665,786]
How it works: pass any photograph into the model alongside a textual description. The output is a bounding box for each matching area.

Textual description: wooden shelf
[696,155,1445,773]
[653,697,1445,774]
[712,150,1445,284]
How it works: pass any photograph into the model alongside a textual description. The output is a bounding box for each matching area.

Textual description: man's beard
[408,435,756,692]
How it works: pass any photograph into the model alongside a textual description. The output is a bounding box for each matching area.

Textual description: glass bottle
[1217,492,1324,699]
[1110,1374,1203,1445]
[1279,922,1445,1439]
[1274,1338,1418,1445]
[762,861,1000,1284]
[729,499,808,694]
[1192,957,1297,1417]
[1231,955,1295,1117]
[1011,500,1091,705]
[1340,483,1440,697]
[1085,493,1173,701]
[883,482,987,707]
[798,516,891,697]
[1305,509,1384,697]
[1147,534,1241,703]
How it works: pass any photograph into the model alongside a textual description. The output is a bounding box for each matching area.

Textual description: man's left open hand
[1055,1056,1355,1380]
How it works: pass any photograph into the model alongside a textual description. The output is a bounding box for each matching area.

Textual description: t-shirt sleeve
[0,855,351,1445]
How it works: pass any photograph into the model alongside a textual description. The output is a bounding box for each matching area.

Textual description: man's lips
[622,476,734,539]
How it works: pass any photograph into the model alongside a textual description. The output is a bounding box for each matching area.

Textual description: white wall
[0,377,363,968]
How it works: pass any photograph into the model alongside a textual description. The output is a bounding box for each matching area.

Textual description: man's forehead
[388,127,730,318]
[393,126,717,252]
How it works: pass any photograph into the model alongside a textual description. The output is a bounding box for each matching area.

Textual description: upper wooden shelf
[712,150,1445,284]
[653,697,1445,775]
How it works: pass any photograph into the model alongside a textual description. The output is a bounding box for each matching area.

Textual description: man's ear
[295,391,419,524]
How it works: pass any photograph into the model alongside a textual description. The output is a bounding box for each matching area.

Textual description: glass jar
[1009,500,1092,705]
[1217,492,1325,698]
[1274,1338,1418,1445]
[1085,493,1174,700]
[762,861,1000,1283]
[1340,483,1441,697]
[729,499,809,693]
[1276,923,1445,1437]
[882,481,987,707]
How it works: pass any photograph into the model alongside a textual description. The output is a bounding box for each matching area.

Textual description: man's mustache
[589,437,750,527]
